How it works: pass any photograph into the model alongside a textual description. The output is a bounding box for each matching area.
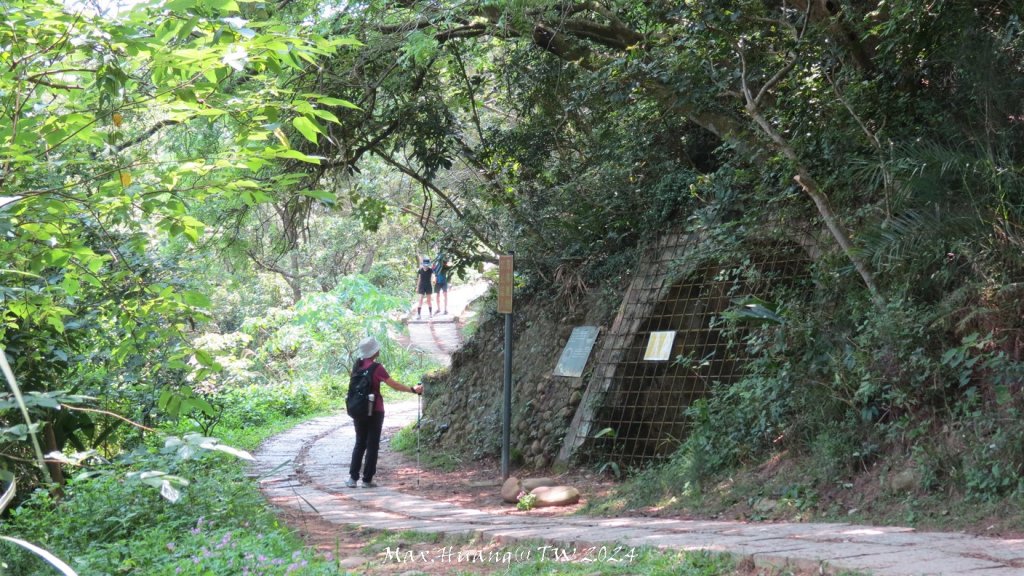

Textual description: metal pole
[502,310,512,480]
[416,386,422,489]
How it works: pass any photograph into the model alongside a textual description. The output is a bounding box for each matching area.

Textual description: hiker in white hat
[347,336,422,488]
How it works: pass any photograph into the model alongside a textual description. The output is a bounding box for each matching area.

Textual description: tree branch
[112,119,182,153]
[62,405,155,433]
[246,249,312,281]
[739,51,886,309]
[370,147,502,257]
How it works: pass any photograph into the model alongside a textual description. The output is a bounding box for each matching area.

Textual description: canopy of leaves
[0,0,361,485]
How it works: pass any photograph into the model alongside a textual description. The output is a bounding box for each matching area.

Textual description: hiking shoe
[345,478,357,488]
[361,480,378,488]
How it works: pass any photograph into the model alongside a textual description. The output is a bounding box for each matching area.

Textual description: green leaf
[311,108,340,124]
[181,290,211,308]
[164,0,197,10]
[291,116,320,143]
[316,96,361,110]
[275,149,321,164]
[61,275,80,296]
[194,349,218,369]
[46,315,65,334]
[299,189,335,203]
[205,0,240,12]
[186,397,218,414]
[722,298,785,325]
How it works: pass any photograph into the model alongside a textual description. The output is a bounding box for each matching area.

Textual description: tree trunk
[360,246,377,274]
[288,251,303,303]
[44,422,65,494]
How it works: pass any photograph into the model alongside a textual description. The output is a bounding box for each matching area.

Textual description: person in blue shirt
[432,253,449,315]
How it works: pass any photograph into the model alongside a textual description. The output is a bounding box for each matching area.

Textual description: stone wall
[419,287,619,470]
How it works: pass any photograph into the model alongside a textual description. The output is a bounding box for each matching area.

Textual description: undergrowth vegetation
[2,451,337,575]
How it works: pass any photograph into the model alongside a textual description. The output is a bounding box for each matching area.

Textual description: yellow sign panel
[643,331,676,361]
[497,255,513,314]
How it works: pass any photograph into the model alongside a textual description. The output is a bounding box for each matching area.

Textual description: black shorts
[418,284,433,295]
[435,278,448,291]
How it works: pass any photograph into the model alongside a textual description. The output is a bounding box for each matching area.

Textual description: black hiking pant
[349,411,385,482]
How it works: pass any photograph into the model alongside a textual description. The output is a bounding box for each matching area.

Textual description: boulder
[502,476,558,503]
[501,476,522,503]
[521,477,556,491]
[891,469,917,493]
[529,485,580,507]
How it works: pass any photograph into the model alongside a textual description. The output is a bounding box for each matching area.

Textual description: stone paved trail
[404,282,489,366]
[254,283,1024,576]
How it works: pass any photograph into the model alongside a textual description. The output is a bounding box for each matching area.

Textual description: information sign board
[643,331,677,361]
[553,326,600,377]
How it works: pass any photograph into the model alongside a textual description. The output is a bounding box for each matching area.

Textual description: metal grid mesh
[579,232,809,469]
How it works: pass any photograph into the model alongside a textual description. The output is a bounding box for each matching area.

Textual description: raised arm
[383,377,422,395]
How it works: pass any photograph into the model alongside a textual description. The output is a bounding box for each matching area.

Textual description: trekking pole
[416,383,422,489]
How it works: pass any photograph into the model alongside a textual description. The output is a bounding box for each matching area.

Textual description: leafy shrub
[217,382,324,429]
[516,491,537,511]
[1,444,337,575]
[240,274,407,380]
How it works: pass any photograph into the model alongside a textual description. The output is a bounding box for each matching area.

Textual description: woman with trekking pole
[347,336,422,488]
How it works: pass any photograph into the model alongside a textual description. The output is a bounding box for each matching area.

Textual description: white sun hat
[357,336,380,359]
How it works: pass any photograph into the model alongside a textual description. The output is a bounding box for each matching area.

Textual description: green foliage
[239,274,407,381]
[390,422,462,472]
[0,0,363,493]
[2,0,1023,557]
[0,366,347,575]
[389,424,417,453]
[215,382,326,432]
[0,455,336,576]
[515,491,537,511]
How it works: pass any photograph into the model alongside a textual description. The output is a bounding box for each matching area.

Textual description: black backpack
[346,362,378,419]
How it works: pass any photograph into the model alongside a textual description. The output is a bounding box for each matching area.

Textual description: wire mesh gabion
[576,231,810,470]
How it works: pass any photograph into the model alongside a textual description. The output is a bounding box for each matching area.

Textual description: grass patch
[391,422,463,471]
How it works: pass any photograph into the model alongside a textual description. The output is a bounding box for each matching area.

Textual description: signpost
[498,254,513,479]
[497,255,514,314]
